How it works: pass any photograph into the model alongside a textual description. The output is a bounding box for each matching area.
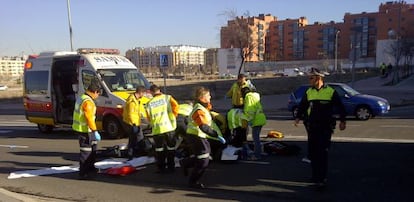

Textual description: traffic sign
[160,54,168,68]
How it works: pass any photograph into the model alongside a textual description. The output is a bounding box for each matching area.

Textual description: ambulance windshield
[98,69,150,92]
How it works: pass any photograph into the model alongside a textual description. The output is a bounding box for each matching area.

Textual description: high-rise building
[220,14,277,62]
[221,1,414,63]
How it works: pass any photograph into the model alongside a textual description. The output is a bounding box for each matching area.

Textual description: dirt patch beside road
[151,72,377,101]
[0,72,377,103]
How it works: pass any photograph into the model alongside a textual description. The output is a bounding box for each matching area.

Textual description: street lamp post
[66,0,74,51]
[335,30,340,73]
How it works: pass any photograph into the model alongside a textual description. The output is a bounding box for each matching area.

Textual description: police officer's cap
[309,68,327,77]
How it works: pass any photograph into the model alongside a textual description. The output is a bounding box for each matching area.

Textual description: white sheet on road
[8,156,155,179]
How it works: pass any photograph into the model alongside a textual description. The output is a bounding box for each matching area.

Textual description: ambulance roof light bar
[77,48,120,55]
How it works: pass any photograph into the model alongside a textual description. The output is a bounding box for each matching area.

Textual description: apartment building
[221,1,414,65]
[220,14,276,62]
[204,48,219,74]
[0,56,26,77]
[125,45,207,74]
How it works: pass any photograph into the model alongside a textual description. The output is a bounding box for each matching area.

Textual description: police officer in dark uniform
[294,68,346,189]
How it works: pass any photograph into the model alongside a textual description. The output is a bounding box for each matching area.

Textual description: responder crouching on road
[175,101,193,157]
[227,107,249,158]
[122,85,146,159]
[146,84,179,173]
[179,86,226,189]
[176,101,193,139]
[72,82,102,180]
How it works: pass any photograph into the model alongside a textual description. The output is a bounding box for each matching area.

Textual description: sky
[0,0,405,57]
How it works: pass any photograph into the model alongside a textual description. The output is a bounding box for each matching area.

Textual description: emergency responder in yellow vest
[146,84,179,173]
[227,108,248,148]
[122,85,146,159]
[72,82,101,180]
[226,73,256,108]
[208,111,228,161]
[179,87,226,188]
[176,101,193,139]
[241,87,267,161]
[294,68,346,189]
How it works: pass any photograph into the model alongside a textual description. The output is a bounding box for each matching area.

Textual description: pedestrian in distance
[241,87,267,161]
[226,73,256,108]
[146,84,179,173]
[72,82,102,180]
[122,85,146,159]
[379,62,386,77]
[294,68,346,190]
[179,86,226,189]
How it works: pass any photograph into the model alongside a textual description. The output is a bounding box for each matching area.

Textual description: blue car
[287,83,390,120]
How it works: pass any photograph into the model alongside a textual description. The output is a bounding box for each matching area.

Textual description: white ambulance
[23,48,151,138]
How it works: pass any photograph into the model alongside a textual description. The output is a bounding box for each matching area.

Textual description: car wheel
[355,106,371,120]
[103,116,124,139]
[37,124,53,133]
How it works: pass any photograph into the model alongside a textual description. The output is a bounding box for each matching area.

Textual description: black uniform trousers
[153,131,177,171]
[180,134,211,185]
[123,122,144,158]
[76,131,98,177]
[307,124,333,183]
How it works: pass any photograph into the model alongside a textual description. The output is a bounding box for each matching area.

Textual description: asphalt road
[1,112,413,201]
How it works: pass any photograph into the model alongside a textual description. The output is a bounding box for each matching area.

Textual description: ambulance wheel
[103,116,124,139]
[37,124,53,134]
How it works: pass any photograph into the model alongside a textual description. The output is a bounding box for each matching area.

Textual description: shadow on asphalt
[4,140,411,201]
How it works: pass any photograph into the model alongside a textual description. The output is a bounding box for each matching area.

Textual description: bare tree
[400,38,414,77]
[220,10,258,75]
[386,37,414,84]
[385,38,403,84]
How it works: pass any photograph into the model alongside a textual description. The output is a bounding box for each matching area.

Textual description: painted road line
[0,144,29,149]
[282,135,414,143]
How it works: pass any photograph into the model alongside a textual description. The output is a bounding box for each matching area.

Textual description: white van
[23,48,151,138]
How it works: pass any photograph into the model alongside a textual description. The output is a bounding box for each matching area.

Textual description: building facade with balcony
[220,1,414,69]
[0,56,26,77]
[125,45,207,75]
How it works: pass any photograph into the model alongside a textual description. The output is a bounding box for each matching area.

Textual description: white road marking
[0,144,29,149]
[380,125,414,128]
[283,135,414,143]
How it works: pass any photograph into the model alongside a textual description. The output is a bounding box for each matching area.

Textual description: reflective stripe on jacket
[72,94,96,133]
[146,94,177,135]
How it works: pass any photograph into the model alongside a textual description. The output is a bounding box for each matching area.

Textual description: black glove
[200,124,218,137]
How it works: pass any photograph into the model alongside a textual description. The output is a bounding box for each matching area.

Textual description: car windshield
[340,84,360,96]
[98,69,150,92]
